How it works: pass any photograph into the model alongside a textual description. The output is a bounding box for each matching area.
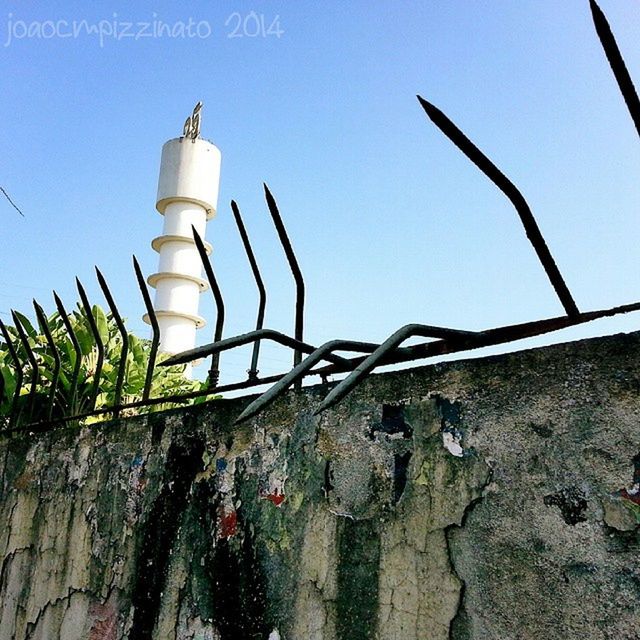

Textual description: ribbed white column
[143,136,221,359]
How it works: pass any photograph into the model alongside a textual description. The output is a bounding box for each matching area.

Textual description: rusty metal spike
[0,319,24,429]
[235,339,384,424]
[95,267,129,415]
[231,200,267,381]
[53,291,82,415]
[315,323,476,414]
[33,300,61,421]
[76,278,104,412]
[192,226,224,387]
[11,310,39,422]
[263,184,305,373]
[590,0,640,139]
[417,95,579,318]
[133,256,159,402]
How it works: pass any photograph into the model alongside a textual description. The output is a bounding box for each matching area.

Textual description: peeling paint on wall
[1,332,640,639]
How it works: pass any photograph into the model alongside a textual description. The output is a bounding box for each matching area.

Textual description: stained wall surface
[1,332,639,639]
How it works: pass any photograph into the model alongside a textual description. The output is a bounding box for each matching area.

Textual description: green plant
[0,304,210,427]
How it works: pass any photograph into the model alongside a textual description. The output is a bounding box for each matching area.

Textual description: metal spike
[417,95,579,318]
[133,256,159,402]
[263,184,305,375]
[53,291,82,415]
[231,200,267,381]
[192,226,224,386]
[33,300,61,421]
[590,0,640,139]
[0,319,24,429]
[11,310,39,422]
[96,267,129,415]
[76,278,104,412]
[160,328,350,368]
[0,368,4,421]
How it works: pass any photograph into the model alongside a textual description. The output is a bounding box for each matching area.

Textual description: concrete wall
[1,332,639,639]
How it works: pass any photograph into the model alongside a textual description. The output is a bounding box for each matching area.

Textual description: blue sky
[1,1,639,386]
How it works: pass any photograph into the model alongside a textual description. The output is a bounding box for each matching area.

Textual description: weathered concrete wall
[1,332,639,639]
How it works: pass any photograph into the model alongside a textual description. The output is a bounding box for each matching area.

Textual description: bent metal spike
[416,96,579,318]
[2,1,640,434]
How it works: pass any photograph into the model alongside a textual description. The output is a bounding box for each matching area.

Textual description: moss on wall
[1,332,639,639]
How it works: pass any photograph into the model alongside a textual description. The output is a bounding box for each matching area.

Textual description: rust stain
[620,487,640,505]
[218,507,238,538]
[89,600,118,640]
[261,490,285,507]
[14,471,35,491]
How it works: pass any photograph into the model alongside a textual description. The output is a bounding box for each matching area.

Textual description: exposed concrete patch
[292,506,338,640]
[602,494,638,531]
[375,398,490,640]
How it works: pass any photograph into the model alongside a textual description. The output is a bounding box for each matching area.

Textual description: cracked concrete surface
[1,331,639,639]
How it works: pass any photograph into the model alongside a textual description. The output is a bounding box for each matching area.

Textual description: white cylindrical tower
[144,104,221,359]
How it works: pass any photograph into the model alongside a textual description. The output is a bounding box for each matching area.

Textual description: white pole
[144,104,221,367]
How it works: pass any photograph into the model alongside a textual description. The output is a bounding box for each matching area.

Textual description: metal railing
[0,184,309,434]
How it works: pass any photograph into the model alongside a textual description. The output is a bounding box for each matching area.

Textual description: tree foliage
[0,304,207,426]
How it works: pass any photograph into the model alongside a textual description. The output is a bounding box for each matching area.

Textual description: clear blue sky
[1,1,639,386]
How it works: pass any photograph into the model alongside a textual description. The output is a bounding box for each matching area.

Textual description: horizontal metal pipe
[161,328,351,367]
[4,300,639,437]
[313,301,640,413]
